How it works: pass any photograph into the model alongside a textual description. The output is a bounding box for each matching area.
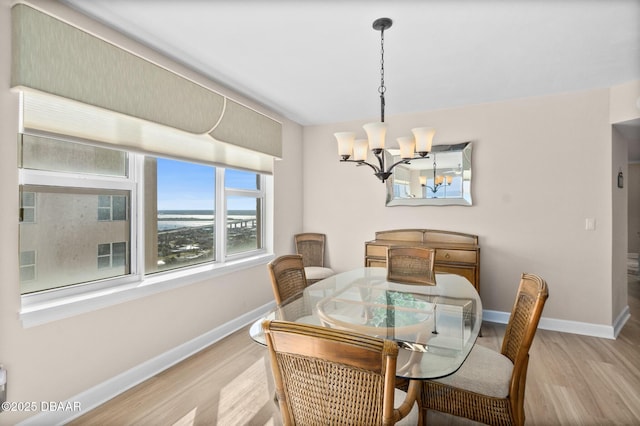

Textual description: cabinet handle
[445,253,451,259]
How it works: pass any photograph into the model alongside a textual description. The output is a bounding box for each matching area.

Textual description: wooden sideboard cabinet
[365,229,481,292]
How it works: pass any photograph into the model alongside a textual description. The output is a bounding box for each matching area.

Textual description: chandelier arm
[385,158,412,174]
[426,180,451,194]
[340,158,381,174]
[372,149,386,173]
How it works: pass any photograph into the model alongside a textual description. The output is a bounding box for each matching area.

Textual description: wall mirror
[385,141,472,206]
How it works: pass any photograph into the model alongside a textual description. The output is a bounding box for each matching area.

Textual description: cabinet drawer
[366,258,388,268]
[435,249,477,264]
[434,265,477,289]
[366,244,388,258]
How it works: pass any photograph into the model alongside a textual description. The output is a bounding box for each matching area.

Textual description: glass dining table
[250,267,482,379]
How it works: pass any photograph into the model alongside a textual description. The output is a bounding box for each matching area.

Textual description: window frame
[18,133,273,327]
[221,168,266,260]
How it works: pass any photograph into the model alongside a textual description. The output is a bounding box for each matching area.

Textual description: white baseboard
[17,301,276,426]
[482,306,631,340]
[19,302,629,425]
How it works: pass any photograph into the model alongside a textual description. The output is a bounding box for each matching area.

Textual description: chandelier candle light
[335,17,435,183]
[420,156,453,196]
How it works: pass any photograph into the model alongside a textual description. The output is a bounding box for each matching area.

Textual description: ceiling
[59,0,640,128]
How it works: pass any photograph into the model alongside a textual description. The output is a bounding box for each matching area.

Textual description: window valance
[11,3,281,173]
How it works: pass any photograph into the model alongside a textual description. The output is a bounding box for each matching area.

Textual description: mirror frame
[385,141,473,206]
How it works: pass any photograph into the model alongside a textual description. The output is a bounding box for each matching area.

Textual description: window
[19,250,36,282]
[18,134,269,298]
[98,242,127,269]
[146,157,216,274]
[20,191,36,223]
[225,169,263,256]
[98,195,127,221]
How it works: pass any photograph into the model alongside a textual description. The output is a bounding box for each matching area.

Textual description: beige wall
[0,0,303,424]
[303,89,617,326]
[610,80,640,124]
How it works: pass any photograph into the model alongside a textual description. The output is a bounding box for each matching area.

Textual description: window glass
[225,169,263,256]
[112,196,127,220]
[20,134,127,176]
[112,242,127,267]
[145,157,215,273]
[97,243,112,269]
[19,185,131,294]
[226,195,260,255]
[225,168,259,190]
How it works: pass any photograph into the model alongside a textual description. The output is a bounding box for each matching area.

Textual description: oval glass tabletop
[250,267,482,379]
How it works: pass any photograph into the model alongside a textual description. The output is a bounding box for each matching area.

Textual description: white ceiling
[60,0,640,128]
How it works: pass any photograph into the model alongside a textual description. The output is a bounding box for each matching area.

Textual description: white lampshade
[363,122,387,150]
[397,136,416,159]
[335,132,356,158]
[412,127,435,153]
[353,139,369,161]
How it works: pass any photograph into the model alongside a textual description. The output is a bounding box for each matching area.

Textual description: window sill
[19,253,274,328]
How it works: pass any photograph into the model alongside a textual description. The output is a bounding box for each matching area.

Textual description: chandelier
[334,17,435,183]
[420,155,453,197]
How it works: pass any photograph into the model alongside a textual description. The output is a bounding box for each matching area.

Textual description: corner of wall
[610,80,640,124]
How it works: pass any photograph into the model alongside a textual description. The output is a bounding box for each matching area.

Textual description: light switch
[585,218,596,231]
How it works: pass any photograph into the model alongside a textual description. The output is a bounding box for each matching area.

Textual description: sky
[156,158,258,211]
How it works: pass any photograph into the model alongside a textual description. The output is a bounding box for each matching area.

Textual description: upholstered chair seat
[434,344,514,398]
[303,265,335,283]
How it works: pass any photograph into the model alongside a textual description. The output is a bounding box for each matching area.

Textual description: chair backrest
[386,246,436,285]
[294,233,326,268]
[501,273,549,363]
[262,319,413,425]
[501,272,548,420]
[268,255,307,305]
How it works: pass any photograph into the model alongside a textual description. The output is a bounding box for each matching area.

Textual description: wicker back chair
[294,233,335,284]
[387,246,436,285]
[268,255,308,305]
[262,320,420,425]
[421,273,549,425]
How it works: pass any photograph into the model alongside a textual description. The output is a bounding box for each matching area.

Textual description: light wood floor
[70,278,640,426]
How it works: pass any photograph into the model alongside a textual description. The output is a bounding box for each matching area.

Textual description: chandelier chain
[379,26,386,122]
